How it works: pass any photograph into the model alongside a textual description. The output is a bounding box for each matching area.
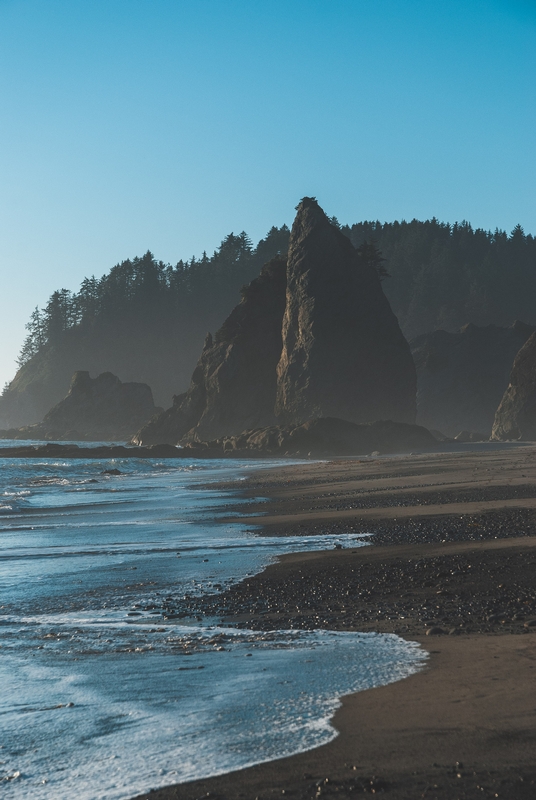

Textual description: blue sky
[0,0,535,387]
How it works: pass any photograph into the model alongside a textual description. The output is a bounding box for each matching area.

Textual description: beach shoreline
[131,446,536,800]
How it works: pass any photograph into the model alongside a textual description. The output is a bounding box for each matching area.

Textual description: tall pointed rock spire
[275,197,416,425]
[134,198,417,445]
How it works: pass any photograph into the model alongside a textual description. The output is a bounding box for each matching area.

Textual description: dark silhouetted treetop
[356,240,390,281]
[16,307,46,367]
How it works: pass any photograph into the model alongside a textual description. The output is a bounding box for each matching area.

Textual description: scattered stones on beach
[129,448,536,800]
[158,535,536,639]
[248,506,536,549]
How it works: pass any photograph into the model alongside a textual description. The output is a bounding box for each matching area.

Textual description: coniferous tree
[356,240,390,281]
[16,306,46,366]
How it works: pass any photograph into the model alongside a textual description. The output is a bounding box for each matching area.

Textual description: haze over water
[0,450,426,799]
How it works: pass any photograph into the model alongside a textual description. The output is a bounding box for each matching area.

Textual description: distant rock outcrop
[492,332,536,440]
[134,199,417,446]
[133,258,287,445]
[1,371,161,441]
[411,321,535,438]
[275,198,416,425]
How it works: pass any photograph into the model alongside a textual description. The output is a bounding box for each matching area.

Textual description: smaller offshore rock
[133,258,287,445]
[492,332,536,440]
[411,321,536,437]
[4,371,162,442]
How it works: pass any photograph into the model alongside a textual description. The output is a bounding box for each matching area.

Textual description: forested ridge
[0,226,290,428]
[2,215,535,429]
[344,219,536,338]
[16,226,290,369]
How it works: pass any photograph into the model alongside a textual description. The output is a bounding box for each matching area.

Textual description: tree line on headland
[16,226,290,368]
[18,218,536,367]
[2,215,535,430]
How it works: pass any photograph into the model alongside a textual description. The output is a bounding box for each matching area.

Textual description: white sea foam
[0,452,427,799]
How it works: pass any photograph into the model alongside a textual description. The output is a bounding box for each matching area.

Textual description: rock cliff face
[492,332,536,440]
[275,198,416,425]
[134,199,417,446]
[411,321,535,437]
[5,371,162,441]
[133,258,287,445]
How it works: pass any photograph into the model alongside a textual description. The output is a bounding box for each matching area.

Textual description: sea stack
[134,199,417,445]
[492,332,536,440]
[275,197,416,425]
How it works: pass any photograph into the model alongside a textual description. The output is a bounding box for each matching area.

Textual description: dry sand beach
[133,446,536,800]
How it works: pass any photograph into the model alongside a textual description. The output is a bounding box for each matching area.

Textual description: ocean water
[0,449,426,799]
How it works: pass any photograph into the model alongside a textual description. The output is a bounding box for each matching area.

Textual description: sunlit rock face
[412,321,536,438]
[133,257,287,445]
[492,331,536,440]
[275,198,416,425]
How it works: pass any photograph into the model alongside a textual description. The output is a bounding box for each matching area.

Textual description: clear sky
[0,0,535,387]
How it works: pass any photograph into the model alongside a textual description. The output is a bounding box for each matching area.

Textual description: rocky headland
[134,199,417,447]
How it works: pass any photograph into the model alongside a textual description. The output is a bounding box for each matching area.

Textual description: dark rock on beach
[492,331,536,440]
[219,416,436,456]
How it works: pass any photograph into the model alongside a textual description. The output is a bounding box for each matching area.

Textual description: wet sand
[132,446,536,800]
